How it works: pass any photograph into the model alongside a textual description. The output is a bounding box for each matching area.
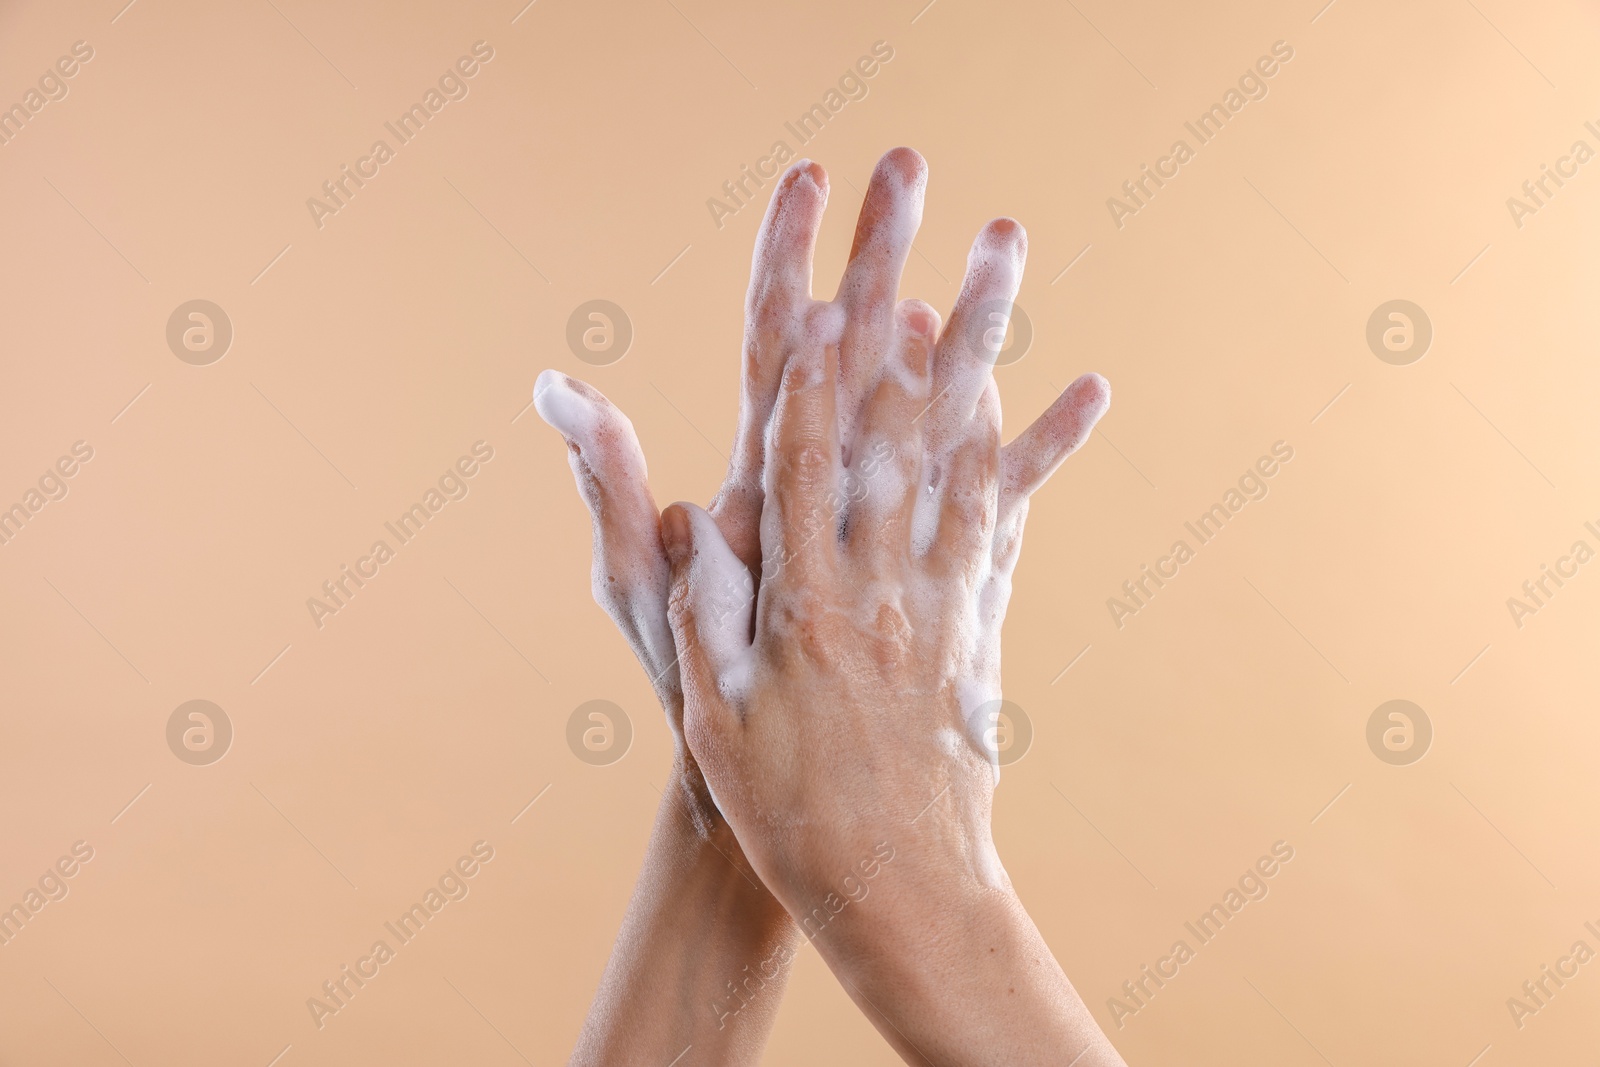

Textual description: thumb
[661,502,752,709]
[533,370,676,698]
[1000,372,1111,500]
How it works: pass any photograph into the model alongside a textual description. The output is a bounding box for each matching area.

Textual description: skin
[541,153,904,1064]
[540,148,1120,1065]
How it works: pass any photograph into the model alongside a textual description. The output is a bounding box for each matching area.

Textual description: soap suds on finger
[534,369,675,672]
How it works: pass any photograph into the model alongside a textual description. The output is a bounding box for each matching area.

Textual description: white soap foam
[534,370,681,676]
[532,370,602,442]
[908,456,943,556]
[681,504,758,701]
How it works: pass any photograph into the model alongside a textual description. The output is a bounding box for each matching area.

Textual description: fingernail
[661,505,691,567]
[797,159,826,189]
[971,218,1028,274]
[988,216,1022,239]
[877,146,927,189]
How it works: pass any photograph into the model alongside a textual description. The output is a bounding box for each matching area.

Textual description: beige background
[1,0,1597,1063]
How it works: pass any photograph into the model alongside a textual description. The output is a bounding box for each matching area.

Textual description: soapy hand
[662,286,1109,907]
[535,151,931,826]
[543,150,942,1066]
[545,147,1122,1067]
[659,177,1118,1063]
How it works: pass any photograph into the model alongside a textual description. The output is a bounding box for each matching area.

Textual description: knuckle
[666,577,695,629]
[762,588,839,663]
[747,300,794,341]
[949,485,994,532]
[798,610,852,660]
[866,601,913,667]
[790,442,829,478]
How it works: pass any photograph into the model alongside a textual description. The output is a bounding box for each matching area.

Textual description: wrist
[765,775,1012,951]
[569,764,799,1067]
[809,841,1019,970]
[788,838,1106,1065]
[659,757,795,937]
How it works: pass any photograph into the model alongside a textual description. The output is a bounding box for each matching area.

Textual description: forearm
[808,851,1125,1067]
[570,762,801,1066]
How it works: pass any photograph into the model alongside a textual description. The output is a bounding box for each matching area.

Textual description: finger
[925,381,1001,584]
[1001,372,1110,500]
[533,370,676,696]
[834,147,928,444]
[748,159,830,322]
[924,218,1027,458]
[662,503,753,679]
[661,503,750,736]
[844,299,936,564]
[759,304,845,595]
[989,374,1109,584]
[714,161,831,568]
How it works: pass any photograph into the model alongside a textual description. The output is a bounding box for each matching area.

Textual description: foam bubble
[533,370,603,442]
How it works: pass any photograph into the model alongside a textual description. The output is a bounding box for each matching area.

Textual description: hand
[540,149,935,1063]
[534,151,921,827]
[660,211,1121,1065]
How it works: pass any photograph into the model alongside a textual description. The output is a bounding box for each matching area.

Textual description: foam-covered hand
[535,150,931,824]
[659,209,1117,1065]
[547,153,938,1066]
